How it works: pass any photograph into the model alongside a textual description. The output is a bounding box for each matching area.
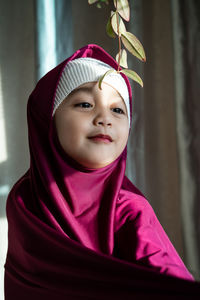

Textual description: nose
[93,110,112,127]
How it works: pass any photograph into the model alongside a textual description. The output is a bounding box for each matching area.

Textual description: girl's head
[53,57,130,169]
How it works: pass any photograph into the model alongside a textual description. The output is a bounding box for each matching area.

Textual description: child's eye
[112,107,125,114]
[75,102,93,108]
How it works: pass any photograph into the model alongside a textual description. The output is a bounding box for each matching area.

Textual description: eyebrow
[70,86,93,96]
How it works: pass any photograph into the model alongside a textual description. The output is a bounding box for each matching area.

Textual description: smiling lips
[88,134,113,143]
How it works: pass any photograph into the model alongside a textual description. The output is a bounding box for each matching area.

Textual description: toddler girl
[5,44,199,299]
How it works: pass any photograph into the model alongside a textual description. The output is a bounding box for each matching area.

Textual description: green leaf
[116,49,128,68]
[97,3,102,8]
[111,12,126,36]
[120,69,143,87]
[88,0,98,4]
[113,0,130,21]
[121,31,146,62]
[106,16,116,38]
[98,69,116,89]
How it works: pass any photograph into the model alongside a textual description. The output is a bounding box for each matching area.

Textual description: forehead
[68,81,125,103]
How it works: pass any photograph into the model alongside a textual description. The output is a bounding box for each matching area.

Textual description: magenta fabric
[4,44,200,299]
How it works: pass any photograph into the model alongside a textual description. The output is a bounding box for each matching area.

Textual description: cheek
[55,117,71,148]
[118,123,129,146]
[58,116,89,148]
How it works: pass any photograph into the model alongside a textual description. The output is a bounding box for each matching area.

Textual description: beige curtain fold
[127,0,200,278]
[126,0,184,264]
[142,0,184,258]
[171,0,200,278]
[0,1,35,298]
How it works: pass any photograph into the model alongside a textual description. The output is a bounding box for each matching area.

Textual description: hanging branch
[88,0,146,88]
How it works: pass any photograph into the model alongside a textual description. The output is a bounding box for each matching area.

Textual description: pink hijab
[5,44,200,299]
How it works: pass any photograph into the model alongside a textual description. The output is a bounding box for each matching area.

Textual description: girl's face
[54,81,129,169]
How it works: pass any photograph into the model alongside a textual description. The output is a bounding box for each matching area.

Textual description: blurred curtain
[171,0,200,279]
[139,0,200,278]
[35,0,73,79]
[0,1,35,299]
[0,4,199,297]
[127,0,200,279]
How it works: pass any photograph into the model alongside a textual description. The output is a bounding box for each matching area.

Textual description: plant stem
[116,7,121,71]
[115,0,120,71]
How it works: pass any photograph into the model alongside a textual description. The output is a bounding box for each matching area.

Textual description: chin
[81,159,113,169]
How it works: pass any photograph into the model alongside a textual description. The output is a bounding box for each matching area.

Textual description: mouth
[88,134,113,144]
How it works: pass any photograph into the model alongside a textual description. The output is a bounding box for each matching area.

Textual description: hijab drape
[5,44,200,299]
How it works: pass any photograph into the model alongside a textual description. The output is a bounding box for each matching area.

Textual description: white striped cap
[53,57,130,126]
